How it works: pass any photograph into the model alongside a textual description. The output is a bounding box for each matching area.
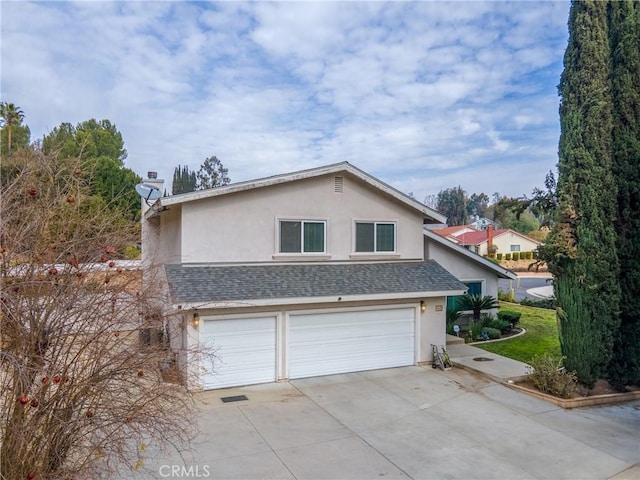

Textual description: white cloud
[1,0,570,202]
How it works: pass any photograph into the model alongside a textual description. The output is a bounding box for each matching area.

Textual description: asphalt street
[498,275,553,301]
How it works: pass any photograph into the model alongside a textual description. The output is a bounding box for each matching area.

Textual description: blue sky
[1,1,570,201]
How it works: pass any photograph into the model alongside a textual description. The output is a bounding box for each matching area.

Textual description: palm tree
[0,102,25,155]
[457,294,499,322]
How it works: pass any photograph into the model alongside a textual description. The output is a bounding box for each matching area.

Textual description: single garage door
[288,307,415,379]
[201,316,277,389]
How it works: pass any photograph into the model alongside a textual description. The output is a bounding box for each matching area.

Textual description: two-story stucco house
[141,162,513,390]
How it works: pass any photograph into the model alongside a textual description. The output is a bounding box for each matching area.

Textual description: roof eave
[424,228,518,280]
[172,289,467,310]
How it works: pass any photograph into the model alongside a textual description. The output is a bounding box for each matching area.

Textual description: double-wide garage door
[201,307,415,389]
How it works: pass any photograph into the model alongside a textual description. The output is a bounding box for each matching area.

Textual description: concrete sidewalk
[445,338,531,382]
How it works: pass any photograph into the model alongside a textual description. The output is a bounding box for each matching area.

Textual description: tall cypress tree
[171,165,197,195]
[607,0,640,388]
[543,0,621,387]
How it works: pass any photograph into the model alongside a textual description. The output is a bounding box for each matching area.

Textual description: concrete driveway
[138,366,639,480]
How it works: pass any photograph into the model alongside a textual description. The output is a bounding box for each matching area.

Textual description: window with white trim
[355,222,396,252]
[510,244,521,252]
[279,220,325,253]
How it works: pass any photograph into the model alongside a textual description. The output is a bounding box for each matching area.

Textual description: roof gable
[149,162,446,223]
[424,228,517,280]
[492,229,542,245]
[455,229,541,246]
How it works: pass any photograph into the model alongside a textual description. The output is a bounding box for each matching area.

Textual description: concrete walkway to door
[135,366,640,480]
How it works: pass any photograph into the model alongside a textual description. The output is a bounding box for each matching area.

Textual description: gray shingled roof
[164,260,466,305]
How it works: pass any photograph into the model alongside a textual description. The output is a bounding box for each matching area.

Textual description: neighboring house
[423,228,517,311]
[433,225,541,257]
[141,162,468,390]
[470,217,496,230]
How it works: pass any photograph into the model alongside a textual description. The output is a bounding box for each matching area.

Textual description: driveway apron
[135,367,640,480]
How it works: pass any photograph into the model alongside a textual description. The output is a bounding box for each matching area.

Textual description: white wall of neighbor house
[487,232,540,257]
[178,173,426,264]
[424,239,498,300]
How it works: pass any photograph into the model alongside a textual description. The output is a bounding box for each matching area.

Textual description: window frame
[278,219,327,254]
[354,221,397,253]
[510,244,521,252]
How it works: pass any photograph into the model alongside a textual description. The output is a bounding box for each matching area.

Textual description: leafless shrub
[1,147,209,479]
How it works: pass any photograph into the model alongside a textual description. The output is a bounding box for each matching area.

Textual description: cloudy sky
[2,1,570,201]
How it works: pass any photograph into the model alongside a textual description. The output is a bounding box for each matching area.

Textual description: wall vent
[334,176,344,193]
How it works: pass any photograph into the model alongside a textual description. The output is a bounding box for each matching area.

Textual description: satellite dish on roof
[135,183,162,205]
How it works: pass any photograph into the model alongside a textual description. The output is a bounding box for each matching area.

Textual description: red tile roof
[431,225,477,237]
[456,229,509,245]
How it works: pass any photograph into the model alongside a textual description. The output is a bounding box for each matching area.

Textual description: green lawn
[475,302,561,364]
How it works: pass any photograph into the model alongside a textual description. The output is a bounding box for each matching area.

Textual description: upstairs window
[280,220,325,253]
[355,222,395,252]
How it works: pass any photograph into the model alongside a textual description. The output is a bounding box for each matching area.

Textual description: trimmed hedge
[498,310,522,326]
[490,318,513,333]
[512,252,520,261]
[496,253,503,260]
[481,327,502,340]
[505,253,512,261]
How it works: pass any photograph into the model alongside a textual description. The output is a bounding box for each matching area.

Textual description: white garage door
[288,307,415,379]
[201,316,277,389]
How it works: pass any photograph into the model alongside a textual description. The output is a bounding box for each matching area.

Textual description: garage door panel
[201,316,276,389]
[289,307,415,379]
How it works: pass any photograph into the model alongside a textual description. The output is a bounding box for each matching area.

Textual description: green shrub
[524,251,532,260]
[512,252,520,261]
[519,297,556,310]
[498,289,515,302]
[489,318,512,333]
[124,245,141,259]
[532,250,538,259]
[505,253,511,261]
[468,321,484,341]
[498,310,522,326]
[496,253,503,260]
[527,354,578,398]
[481,327,501,340]
[479,313,495,327]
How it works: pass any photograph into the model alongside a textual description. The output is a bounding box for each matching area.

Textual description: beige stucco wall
[178,173,425,264]
[419,296,447,362]
[483,232,539,257]
[142,207,182,267]
[424,238,499,300]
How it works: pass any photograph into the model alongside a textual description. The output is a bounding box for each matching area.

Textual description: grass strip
[475,302,561,364]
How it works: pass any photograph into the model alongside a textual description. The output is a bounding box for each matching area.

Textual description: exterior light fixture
[420,301,426,313]
[192,311,200,328]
